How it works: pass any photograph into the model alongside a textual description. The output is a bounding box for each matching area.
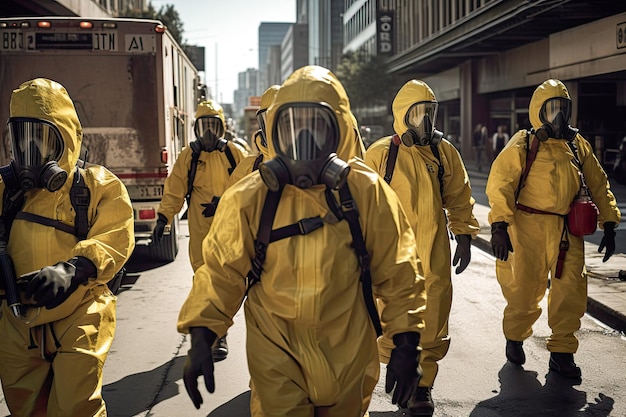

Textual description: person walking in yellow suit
[0,78,135,417]
[487,79,621,379]
[177,65,426,417]
[365,79,479,416]
[226,85,280,188]
[154,99,248,361]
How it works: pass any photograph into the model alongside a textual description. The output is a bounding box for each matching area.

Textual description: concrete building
[342,0,626,168]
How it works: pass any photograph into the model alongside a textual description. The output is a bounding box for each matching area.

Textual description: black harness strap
[246,188,282,292]
[70,167,90,240]
[269,216,323,242]
[384,135,445,199]
[338,184,383,337]
[186,146,202,207]
[14,212,76,235]
[252,154,264,171]
[384,135,400,184]
[14,167,90,239]
[245,183,382,337]
[224,145,237,175]
[187,142,238,207]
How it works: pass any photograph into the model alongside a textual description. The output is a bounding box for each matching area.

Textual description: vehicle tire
[149,217,179,262]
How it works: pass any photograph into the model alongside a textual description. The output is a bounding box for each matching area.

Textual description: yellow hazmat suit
[157,100,249,272]
[365,80,480,388]
[178,65,426,417]
[486,79,621,353]
[0,78,135,416]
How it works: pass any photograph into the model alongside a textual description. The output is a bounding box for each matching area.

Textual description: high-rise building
[306,0,343,72]
[258,22,293,95]
[234,68,259,117]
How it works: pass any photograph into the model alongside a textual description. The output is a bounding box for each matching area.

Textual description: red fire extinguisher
[567,185,598,237]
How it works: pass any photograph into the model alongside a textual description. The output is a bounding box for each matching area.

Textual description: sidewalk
[466,166,626,333]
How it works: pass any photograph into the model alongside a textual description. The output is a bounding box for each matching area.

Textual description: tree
[335,51,403,126]
[120,2,186,47]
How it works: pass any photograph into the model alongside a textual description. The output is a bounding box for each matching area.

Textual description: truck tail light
[161,148,168,164]
[139,208,156,220]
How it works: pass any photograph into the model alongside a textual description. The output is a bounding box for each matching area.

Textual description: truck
[0,16,202,262]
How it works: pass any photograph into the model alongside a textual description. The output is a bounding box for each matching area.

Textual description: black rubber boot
[212,335,228,362]
[549,352,581,379]
[505,339,525,365]
[408,386,434,417]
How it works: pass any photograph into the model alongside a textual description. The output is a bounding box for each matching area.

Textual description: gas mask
[2,117,67,192]
[400,101,443,147]
[259,103,350,192]
[535,97,578,141]
[194,116,227,151]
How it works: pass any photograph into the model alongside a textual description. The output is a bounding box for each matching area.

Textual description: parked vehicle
[0,16,203,261]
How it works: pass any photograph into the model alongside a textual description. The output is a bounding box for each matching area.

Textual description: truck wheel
[149,217,179,262]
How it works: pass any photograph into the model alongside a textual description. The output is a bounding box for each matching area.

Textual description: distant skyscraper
[258,22,293,95]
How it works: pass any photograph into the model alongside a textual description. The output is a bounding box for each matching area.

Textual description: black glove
[201,196,221,217]
[453,234,472,274]
[491,222,513,261]
[183,327,217,409]
[153,213,168,242]
[385,332,422,408]
[24,256,96,309]
[598,222,617,263]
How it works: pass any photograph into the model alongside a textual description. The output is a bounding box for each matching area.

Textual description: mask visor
[194,116,224,140]
[540,98,571,125]
[405,101,438,131]
[8,117,64,169]
[273,103,339,161]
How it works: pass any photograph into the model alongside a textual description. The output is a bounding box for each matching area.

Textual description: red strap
[515,203,560,216]
[515,133,539,201]
[555,240,569,279]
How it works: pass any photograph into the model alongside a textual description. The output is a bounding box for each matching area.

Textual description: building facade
[342,0,626,167]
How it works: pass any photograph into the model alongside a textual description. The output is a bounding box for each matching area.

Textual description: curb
[473,235,626,333]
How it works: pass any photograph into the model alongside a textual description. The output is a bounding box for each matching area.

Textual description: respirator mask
[194,116,227,151]
[259,102,350,192]
[535,97,578,142]
[1,117,67,192]
[400,101,443,147]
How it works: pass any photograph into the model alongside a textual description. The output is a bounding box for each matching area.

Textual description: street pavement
[466,165,626,333]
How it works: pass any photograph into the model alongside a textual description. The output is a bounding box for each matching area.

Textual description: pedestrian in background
[365,79,480,417]
[0,78,135,416]
[472,123,486,172]
[153,99,249,361]
[492,125,510,160]
[487,78,621,380]
[177,65,426,416]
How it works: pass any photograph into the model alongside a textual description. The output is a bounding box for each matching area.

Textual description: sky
[151,0,297,105]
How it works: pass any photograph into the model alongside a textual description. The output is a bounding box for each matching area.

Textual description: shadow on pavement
[208,390,251,417]
[469,362,614,417]
[103,355,185,417]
